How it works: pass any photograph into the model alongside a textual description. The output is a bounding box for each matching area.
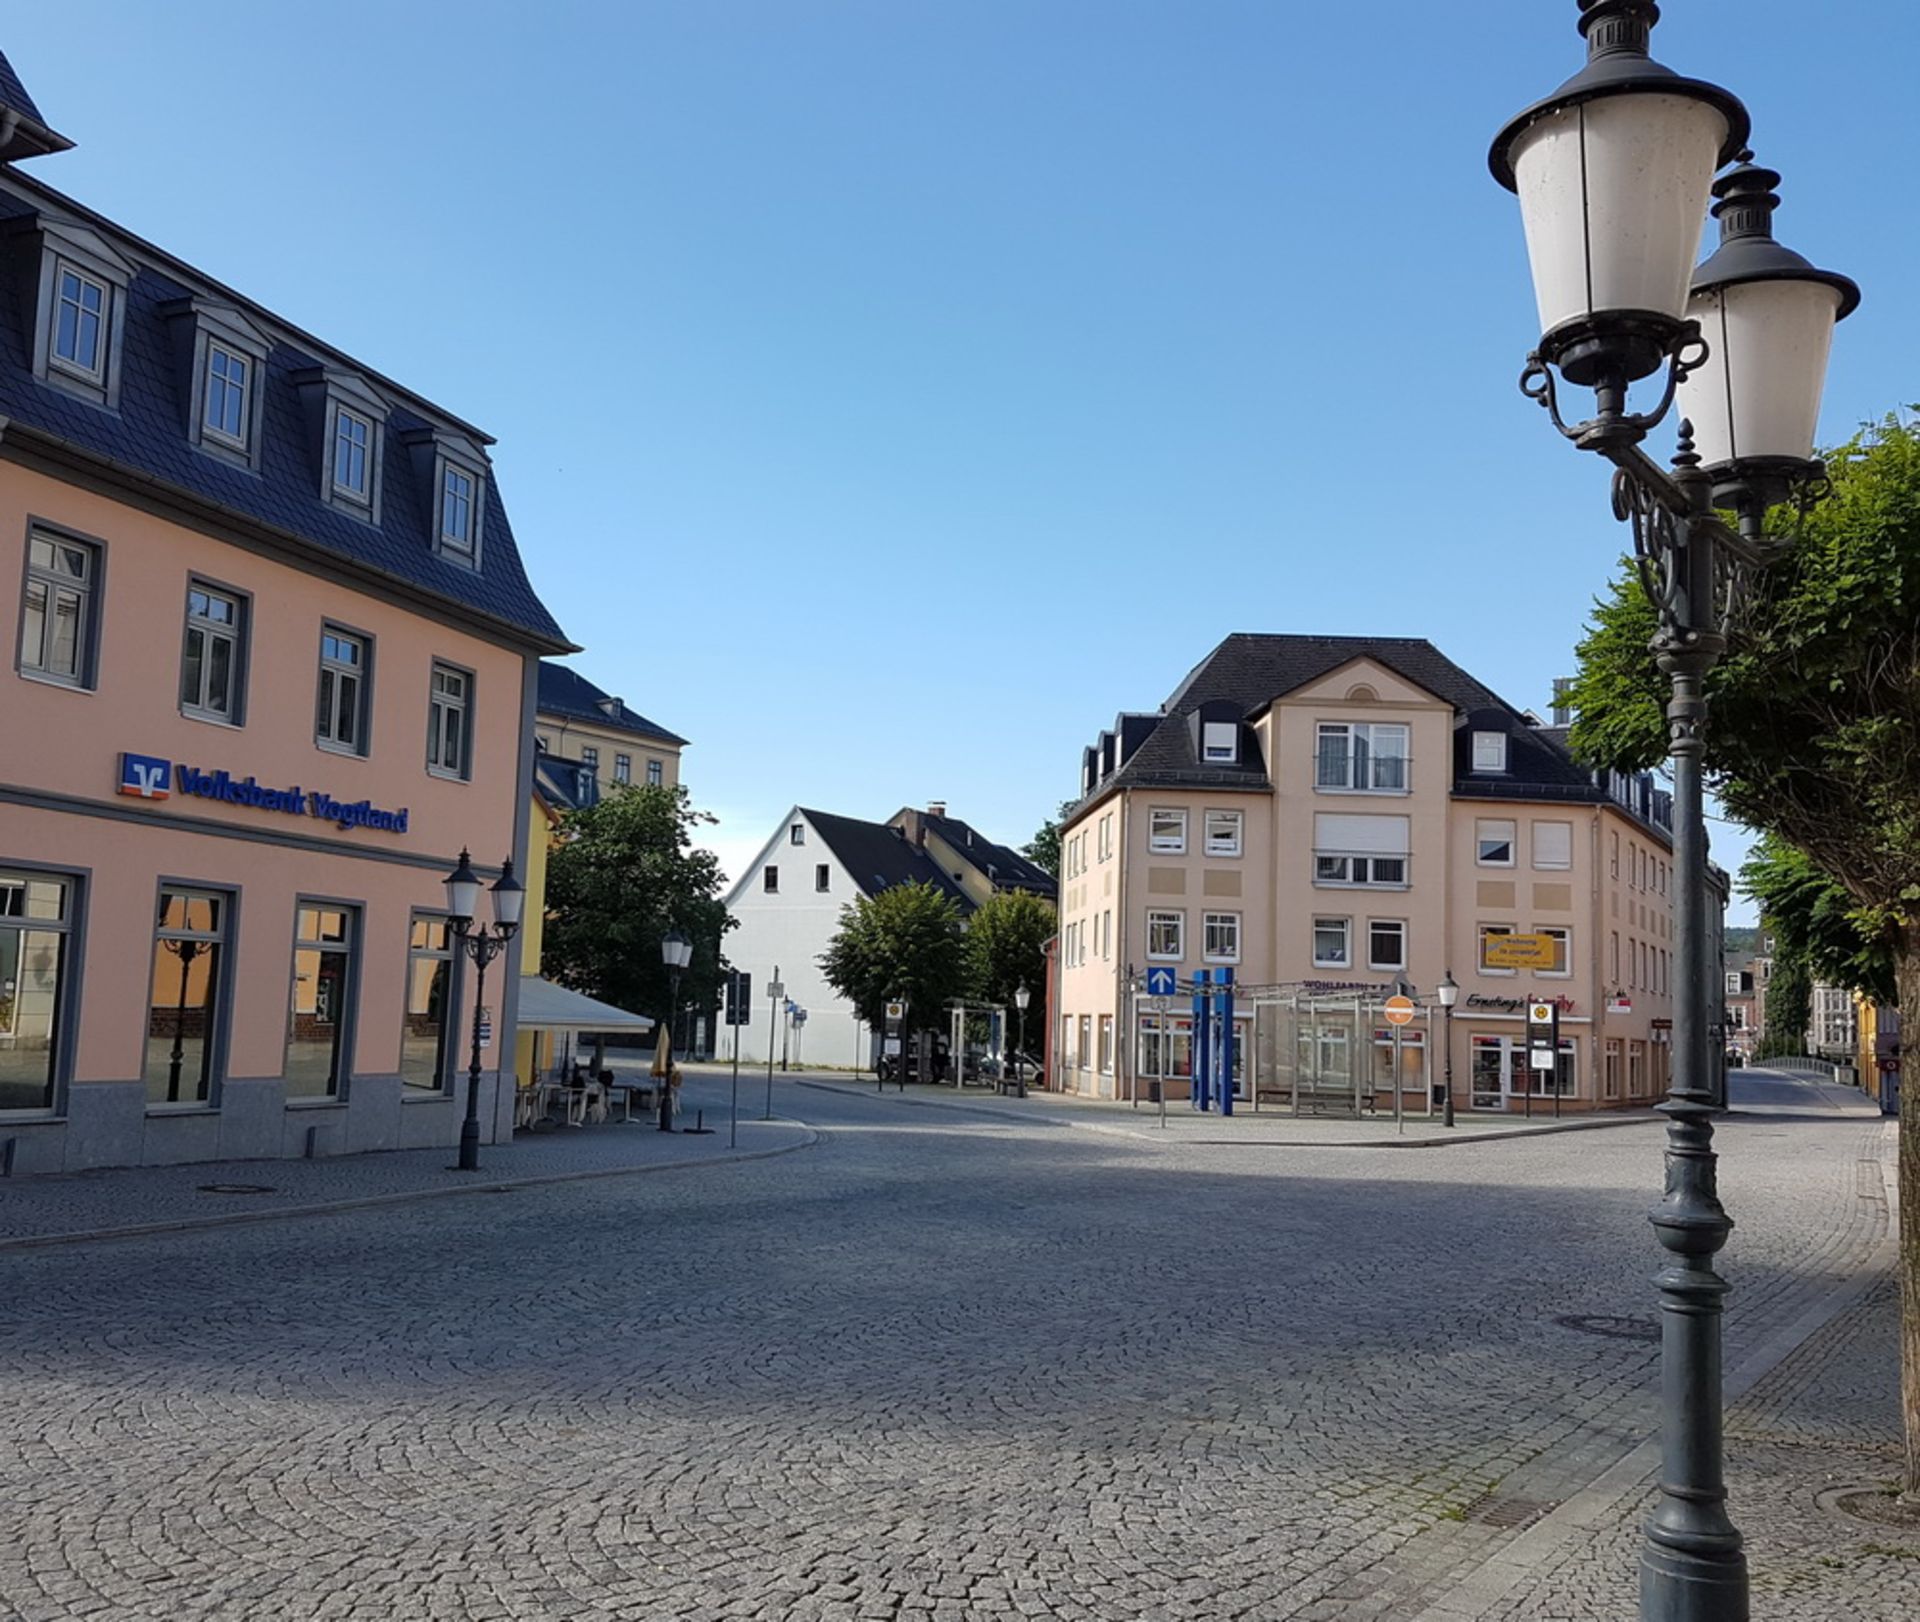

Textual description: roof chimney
[927,800,947,819]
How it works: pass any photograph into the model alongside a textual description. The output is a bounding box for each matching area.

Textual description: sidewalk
[0,1073,812,1250]
[764,1067,1672,1147]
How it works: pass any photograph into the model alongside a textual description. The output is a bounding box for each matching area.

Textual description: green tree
[1024,800,1076,878]
[965,889,1057,1052]
[1741,836,1896,1007]
[542,785,733,1029]
[818,881,968,1044]
[1564,412,1920,1496]
[1754,949,1811,1061]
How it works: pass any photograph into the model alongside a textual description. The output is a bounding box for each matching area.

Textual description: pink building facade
[0,60,568,1171]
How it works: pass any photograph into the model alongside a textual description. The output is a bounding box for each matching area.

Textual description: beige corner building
[1053,635,1680,1113]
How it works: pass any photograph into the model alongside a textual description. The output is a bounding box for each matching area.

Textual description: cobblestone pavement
[0,1072,1902,1620]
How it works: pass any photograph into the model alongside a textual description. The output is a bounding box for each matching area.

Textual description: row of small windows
[35,239,484,565]
[760,864,832,894]
[18,526,474,778]
[0,873,462,1115]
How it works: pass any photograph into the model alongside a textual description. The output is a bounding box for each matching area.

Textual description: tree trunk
[1898,943,1920,1500]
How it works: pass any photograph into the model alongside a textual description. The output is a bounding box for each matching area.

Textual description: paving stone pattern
[0,1078,1899,1620]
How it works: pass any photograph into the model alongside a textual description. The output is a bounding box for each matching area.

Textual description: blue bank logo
[118,752,173,800]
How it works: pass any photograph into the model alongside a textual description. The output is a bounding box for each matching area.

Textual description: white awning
[516,976,655,1034]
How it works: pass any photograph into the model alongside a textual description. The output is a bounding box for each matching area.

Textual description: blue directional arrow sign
[1145,966,1177,998]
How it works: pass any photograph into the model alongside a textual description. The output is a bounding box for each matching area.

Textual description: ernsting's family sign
[118,751,411,834]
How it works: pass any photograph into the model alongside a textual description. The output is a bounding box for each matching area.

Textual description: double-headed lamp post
[660,929,692,1132]
[1491,6,1857,1619]
[443,849,524,1173]
[1434,970,1458,1130]
[1013,983,1031,1097]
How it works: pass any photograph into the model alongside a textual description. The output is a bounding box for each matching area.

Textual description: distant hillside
[1724,925,1761,957]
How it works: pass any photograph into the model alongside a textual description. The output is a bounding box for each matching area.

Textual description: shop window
[400,914,455,1091]
[0,871,73,1112]
[287,903,357,1098]
[146,888,229,1106]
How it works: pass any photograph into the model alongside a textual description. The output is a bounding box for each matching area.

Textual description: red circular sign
[1383,994,1417,1026]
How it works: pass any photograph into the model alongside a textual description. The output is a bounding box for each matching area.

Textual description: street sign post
[1527,1000,1560,1119]
[1145,966,1176,998]
[1382,994,1416,1026]
[763,971,783,1120]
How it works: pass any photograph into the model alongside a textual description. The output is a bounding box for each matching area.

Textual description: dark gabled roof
[801,809,974,911]
[0,51,73,160]
[1084,634,1511,802]
[533,753,598,814]
[537,662,687,746]
[0,175,567,649]
[903,810,1057,900]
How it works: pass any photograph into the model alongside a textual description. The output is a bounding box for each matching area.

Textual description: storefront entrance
[1468,1033,1577,1110]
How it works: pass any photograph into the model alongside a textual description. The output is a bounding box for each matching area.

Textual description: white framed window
[614,754,631,784]
[1147,910,1184,960]
[1102,909,1113,959]
[1078,1015,1093,1072]
[1148,808,1187,854]
[1476,819,1517,866]
[1532,820,1573,870]
[427,662,471,778]
[1312,916,1351,968]
[333,407,373,500]
[1535,925,1572,977]
[578,746,598,771]
[203,342,251,448]
[316,627,369,754]
[1315,722,1409,793]
[20,529,101,688]
[1471,731,1508,773]
[1203,810,1243,857]
[1201,721,1238,763]
[1478,923,1516,974]
[1202,911,1240,962]
[1367,918,1407,971]
[52,264,107,382]
[439,462,477,557]
[1723,970,1741,996]
[646,758,664,786]
[1099,1016,1114,1074]
[789,823,805,845]
[181,582,244,722]
[1314,853,1408,887]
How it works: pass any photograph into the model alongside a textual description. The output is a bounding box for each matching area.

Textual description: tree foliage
[541,785,734,1024]
[1740,835,1895,1006]
[965,889,1057,1048]
[1023,800,1076,878]
[818,881,968,1036]
[1754,949,1811,1061]
[1565,411,1920,1495]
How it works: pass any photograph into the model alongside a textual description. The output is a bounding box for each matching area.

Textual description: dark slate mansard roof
[0,50,72,161]
[537,662,687,746]
[0,97,566,649]
[801,810,974,911]
[1072,632,1671,839]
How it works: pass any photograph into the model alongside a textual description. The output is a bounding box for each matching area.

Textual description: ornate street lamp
[443,849,524,1173]
[659,929,692,1131]
[1434,970,1458,1130]
[1013,983,1031,1098]
[1492,6,1856,1619]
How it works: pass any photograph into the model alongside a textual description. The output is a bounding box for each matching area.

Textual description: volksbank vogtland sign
[118,752,410,834]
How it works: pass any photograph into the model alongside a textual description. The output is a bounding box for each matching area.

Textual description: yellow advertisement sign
[1483,933,1560,970]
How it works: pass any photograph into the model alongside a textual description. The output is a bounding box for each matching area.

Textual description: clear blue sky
[12,3,1914,918]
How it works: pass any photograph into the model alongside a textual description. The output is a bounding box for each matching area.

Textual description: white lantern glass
[1677,278,1843,469]
[1509,92,1727,342]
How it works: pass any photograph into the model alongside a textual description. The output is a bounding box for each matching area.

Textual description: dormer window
[1471,731,1508,773]
[53,266,106,381]
[405,429,488,567]
[296,367,388,521]
[204,343,251,448]
[166,297,270,470]
[1201,721,1238,763]
[10,217,135,408]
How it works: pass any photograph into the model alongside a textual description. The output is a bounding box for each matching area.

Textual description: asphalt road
[0,1070,1894,1620]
